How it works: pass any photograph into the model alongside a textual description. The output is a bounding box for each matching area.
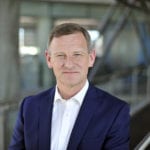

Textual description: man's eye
[74,53,82,56]
[56,55,65,57]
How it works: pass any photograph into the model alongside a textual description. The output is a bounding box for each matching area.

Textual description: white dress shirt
[51,80,89,150]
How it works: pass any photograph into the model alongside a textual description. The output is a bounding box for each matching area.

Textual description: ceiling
[23,0,150,13]
[38,0,116,4]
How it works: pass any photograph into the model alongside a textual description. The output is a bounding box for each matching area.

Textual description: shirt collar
[54,80,89,106]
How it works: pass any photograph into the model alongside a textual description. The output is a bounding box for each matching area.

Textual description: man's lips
[63,71,79,74]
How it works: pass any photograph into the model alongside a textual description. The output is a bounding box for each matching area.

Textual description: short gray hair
[48,23,92,51]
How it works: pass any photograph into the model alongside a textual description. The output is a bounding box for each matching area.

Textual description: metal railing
[134,132,150,150]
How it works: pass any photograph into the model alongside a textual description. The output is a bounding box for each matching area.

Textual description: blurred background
[0,0,150,149]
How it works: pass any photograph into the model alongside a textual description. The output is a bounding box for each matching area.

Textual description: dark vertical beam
[89,6,132,82]
[0,0,20,101]
[97,4,118,34]
[132,18,150,64]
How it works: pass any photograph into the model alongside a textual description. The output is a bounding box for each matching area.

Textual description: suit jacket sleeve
[103,103,130,150]
[8,99,26,150]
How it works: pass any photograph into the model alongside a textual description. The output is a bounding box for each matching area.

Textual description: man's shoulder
[21,87,55,106]
[88,84,130,122]
[89,84,129,108]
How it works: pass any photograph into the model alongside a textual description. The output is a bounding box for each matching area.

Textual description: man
[9,23,130,150]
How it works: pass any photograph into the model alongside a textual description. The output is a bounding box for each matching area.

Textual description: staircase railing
[134,132,150,150]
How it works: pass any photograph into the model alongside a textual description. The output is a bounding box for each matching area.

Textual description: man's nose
[64,56,74,68]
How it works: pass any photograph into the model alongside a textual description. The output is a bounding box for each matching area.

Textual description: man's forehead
[51,49,88,54]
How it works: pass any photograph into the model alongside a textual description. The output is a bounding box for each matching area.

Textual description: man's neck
[57,81,87,100]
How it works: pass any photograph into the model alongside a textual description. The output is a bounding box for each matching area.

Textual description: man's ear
[45,50,53,68]
[89,49,96,67]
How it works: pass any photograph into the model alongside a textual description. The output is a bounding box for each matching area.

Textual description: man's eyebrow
[52,52,65,55]
[51,49,88,55]
[74,50,89,54]
[74,50,87,52]
[73,49,88,52]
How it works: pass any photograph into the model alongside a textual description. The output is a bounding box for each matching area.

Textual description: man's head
[45,23,96,92]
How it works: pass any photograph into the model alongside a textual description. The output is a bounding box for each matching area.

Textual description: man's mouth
[63,71,79,74]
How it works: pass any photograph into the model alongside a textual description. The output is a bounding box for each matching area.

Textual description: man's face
[45,32,95,88]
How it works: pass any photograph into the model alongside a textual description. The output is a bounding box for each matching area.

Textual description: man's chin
[62,79,84,88]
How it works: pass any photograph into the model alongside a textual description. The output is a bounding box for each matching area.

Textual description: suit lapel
[67,85,100,150]
[38,88,55,150]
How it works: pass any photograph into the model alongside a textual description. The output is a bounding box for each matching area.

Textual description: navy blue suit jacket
[9,84,130,150]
